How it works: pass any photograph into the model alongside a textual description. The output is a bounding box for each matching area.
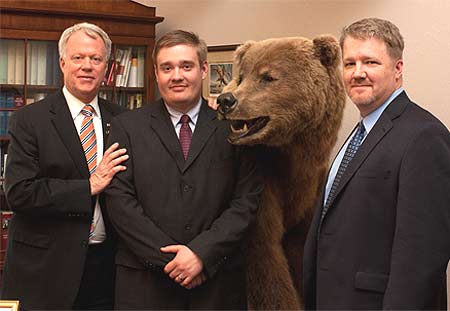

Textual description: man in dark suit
[1,23,128,309]
[304,17,450,310]
[105,30,263,310]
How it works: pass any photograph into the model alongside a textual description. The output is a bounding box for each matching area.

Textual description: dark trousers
[115,264,247,310]
[73,242,115,310]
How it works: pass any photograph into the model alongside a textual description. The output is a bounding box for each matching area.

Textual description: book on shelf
[1,152,7,181]
[26,41,31,85]
[6,41,16,85]
[114,48,125,87]
[137,48,145,87]
[30,41,39,85]
[52,49,61,86]
[14,40,24,85]
[105,60,115,86]
[0,43,8,84]
[121,47,133,87]
[37,41,47,86]
[127,57,138,87]
[0,90,25,109]
[45,45,54,85]
[0,111,13,136]
[135,94,143,108]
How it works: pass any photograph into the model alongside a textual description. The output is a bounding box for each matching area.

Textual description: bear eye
[236,74,243,86]
[260,73,276,84]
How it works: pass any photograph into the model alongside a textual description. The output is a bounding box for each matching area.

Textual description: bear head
[217,35,345,148]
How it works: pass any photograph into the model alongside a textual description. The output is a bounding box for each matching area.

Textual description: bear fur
[216,35,346,309]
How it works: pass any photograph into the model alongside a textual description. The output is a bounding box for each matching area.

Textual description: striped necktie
[79,104,99,240]
[79,104,97,175]
[321,121,366,221]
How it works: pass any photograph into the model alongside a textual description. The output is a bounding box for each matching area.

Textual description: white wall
[135,0,450,150]
[135,0,450,304]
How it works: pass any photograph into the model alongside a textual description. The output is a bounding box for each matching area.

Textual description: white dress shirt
[63,86,106,244]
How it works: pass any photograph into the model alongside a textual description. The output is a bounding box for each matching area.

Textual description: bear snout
[217,92,237,116]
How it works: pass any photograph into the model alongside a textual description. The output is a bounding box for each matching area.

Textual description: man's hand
[161,245,205,288]
[90,142,128,195]
[207,97,219,110]
[185,272,207,290]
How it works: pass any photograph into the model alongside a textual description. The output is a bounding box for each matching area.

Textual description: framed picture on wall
[202,44,240,100]
[0,300,20,311]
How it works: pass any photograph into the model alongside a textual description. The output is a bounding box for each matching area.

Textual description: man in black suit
[1,23,128,309]
[303,17,450,310]
[105,30,263,309]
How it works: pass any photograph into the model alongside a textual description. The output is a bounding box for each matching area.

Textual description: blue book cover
[0,93,6,108]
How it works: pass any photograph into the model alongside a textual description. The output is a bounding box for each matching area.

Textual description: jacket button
[184,224,192,230]
[183,185,190,192]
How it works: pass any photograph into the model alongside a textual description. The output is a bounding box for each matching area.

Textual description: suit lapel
[149,99,186,171]
[98,98,113,151]
[183,100,217,172]
[325,91,410,212]
[50,91,89,178]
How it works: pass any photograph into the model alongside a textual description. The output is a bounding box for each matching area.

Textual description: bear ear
[313,35,341,68]
[234,40,256,67]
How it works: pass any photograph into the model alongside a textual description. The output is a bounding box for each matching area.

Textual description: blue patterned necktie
[321,122,366,220]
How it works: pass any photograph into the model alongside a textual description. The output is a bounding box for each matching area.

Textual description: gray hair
[340,17,404,60]
[58,22,112,61]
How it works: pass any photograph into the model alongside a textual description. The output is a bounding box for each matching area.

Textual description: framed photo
[202,44,240,100]
[0,301,19,311]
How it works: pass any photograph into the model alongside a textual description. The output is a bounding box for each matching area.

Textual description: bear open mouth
[229,116,269,140]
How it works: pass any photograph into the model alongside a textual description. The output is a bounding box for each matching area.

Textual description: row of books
[0,111,13,136]
[98,91,143,111]
[0,40,61,86]
[105,47,145,88]
[117,93,143,110]
[0,91,26,108]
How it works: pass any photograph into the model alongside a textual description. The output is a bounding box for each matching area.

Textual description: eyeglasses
[69,54,105,66]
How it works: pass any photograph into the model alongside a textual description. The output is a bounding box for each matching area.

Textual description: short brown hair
[152,30,207,66]
[340,18,404,60]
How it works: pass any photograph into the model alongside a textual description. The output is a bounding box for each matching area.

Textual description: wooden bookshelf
[0,0,164,208]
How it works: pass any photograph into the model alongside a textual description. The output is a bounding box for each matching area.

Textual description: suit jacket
[304,91,450,310]
[1,91,122,309]
[105,98,263,309]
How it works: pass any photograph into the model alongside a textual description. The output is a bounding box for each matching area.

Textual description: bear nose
[217,92,237,115]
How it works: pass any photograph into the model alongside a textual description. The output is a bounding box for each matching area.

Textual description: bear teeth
[231,122,249,134]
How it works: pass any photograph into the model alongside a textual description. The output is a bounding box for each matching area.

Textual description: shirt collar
[361,87,404,133]
[164,98,202,127]
[63,86,100,120]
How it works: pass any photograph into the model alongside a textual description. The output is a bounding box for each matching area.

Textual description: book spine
[137,48,145,87]
[0,43,8,84]
[7,41,16,84]
[14,40,24,84]
[127,57,138,87]
[37,41,47,86]
[30,42,38,85]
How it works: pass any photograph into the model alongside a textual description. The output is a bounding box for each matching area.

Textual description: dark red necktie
[179,114,192,160]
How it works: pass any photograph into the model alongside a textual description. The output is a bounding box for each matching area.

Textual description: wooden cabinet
[0,0,164,210]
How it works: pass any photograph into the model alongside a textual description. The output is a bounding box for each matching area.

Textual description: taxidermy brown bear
[216,35,346,309]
